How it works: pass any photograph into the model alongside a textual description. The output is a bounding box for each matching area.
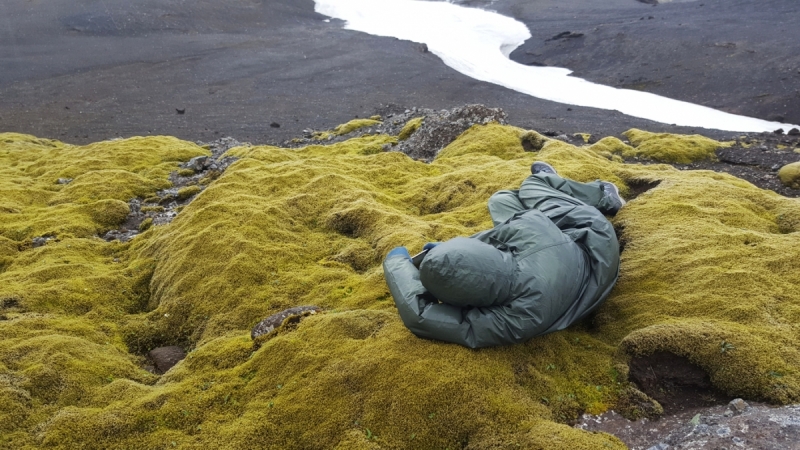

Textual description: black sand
[1,0,798,146]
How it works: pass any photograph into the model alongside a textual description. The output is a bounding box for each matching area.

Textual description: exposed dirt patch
[626,179,662,200]
[628,351,730,414]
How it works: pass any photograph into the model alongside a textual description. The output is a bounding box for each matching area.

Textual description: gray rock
[148,346,186,374]
[729,398,749,415]
[646,443,669,450]
[56,178,72,184]
[694,423,710,435]
[251,305,321,339]
[32,237,48,247]
[185,156,209,171]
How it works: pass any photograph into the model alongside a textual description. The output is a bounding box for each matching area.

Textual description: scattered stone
[56,178,72,184]
[774,128,785,135]
[184,156,209,172]
[31,237,49,248]
[788,128,800,136]
[270,122,280,128]
[147,346,186,374]
[577,400,800,450]
[102,137,242,242]
[400,105,507,161]
[646,443,668,450]
[176,108,185,114]
[546,31,585,41]
[251,305,321,340]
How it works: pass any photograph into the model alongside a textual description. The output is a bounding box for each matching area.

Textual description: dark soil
[628,352,730,414]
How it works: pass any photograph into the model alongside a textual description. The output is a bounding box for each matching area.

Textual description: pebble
[185,156,209,171]
[251,305,321,339]
[147,346,186,374]
[31,237,48,247]
[729,398,749,415]
[716,425,731,437]
[56,178,72,184]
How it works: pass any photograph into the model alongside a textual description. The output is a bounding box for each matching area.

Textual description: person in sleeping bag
[383,161,624,348]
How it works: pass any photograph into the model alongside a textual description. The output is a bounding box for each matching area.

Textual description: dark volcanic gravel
[674,132,800,198]
[2,0,798,146]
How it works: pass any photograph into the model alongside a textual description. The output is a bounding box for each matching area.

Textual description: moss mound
[1,124,799,449]
[397,117,423,141]
[334,119,382,136]
[778,162,800,189]
[620,129,730,164]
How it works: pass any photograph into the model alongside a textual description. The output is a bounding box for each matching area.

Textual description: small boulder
[185,156,209,172]
[788,128,800,136]
[251,305,321,339]
[148,346,186,374]
[728,398,749,415]
[32,237,48,248]
[778,162,800,189]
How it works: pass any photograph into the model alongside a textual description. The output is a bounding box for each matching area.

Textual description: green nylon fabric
[383,173,621,348]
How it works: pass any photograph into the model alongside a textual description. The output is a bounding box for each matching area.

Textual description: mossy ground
[778,162,800,189]
[620,129,733,164]
[1,124,799,449]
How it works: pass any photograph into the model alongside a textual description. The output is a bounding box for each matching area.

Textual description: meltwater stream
[314,0,799,133]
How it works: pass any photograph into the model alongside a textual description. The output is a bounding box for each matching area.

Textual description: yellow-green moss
[573,133,591,143]
[397,117,423,141]
[437,123,528,160]
[176,185,201,201]
[778,162,800,189]
[333,119,382,136]
[520,130,548,152]
[2,126,800,449]
[177,168,195,177]
[312,131,333,141]
[139,218,153,232]
[621,128,731,164]
[0,133,206,241]
[141,206,164,213]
